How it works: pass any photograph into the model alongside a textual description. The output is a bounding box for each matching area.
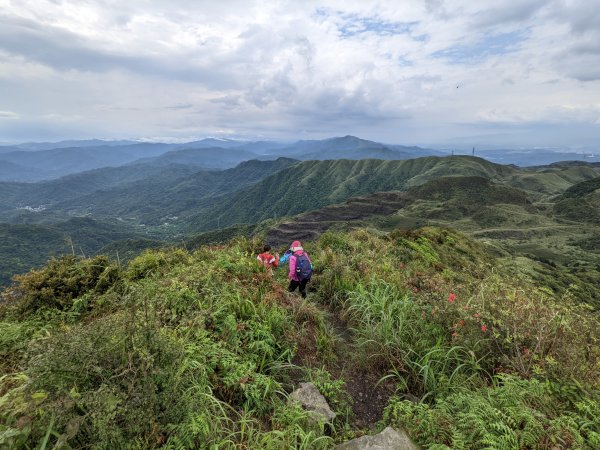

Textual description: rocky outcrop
[289,382,336,423]
[334,426,418,450]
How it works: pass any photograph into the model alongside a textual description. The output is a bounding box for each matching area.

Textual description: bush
[13,255,119,314]
[385,375,600,449]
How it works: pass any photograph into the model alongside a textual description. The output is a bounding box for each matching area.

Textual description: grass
[1,227,599,448]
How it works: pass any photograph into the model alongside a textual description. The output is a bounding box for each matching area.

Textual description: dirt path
[291,296,397,431]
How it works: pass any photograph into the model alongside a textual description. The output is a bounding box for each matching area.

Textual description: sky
[0,0,599,148]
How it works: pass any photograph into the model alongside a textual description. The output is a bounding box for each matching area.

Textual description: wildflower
[459,319,465,326]
[452,332,459,337]
[481,324,487,332]
[473,313,480,318]
[448,292,456,302]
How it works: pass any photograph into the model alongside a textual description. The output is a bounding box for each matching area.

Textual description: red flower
[447,293,456,302]
[481,324,487,332]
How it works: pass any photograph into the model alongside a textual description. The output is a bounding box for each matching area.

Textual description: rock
[334,426,419,450]
[289,382,336,423]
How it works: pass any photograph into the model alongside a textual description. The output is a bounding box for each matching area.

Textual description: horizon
[0,134,598,153]
[1,1,599,148]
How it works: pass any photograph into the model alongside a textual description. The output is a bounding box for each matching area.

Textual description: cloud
[0,110,19,119]
[0,0,598,146]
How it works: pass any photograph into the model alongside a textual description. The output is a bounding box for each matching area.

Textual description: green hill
[553,176,600,224]
[1,227,598,448]
[184,156,521,232]
[51,158,297,227]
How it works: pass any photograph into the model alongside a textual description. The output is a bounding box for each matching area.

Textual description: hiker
[257,245,279,276]
[279,240,313,298]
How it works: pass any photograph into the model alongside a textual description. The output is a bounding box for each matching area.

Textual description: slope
[50,158,298,228]
[553,176,600,224]
[0,217,146,285]
[183,156,522,232]
[0,163,199,215]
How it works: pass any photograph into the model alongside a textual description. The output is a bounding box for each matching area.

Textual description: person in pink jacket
[280,240,313,298]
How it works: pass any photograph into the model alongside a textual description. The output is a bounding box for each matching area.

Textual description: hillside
[0,143,180,181]
[553,176,600,224]
[131,146,263,169]
[0,164,199,215]
[182,156,548,232]
[0,217,146,285]
[265,135,443,160]
[1,227,598,448]
[52,158,297,227]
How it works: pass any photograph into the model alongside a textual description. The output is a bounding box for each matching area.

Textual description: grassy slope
[1,228,599,448]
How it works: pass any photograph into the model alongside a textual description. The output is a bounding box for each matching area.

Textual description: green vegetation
[1,156,600,287]
[1,227,598,448]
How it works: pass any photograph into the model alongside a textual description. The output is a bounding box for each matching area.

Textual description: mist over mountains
[2,135,598,183]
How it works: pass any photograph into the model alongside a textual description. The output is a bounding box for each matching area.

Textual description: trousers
[288,278,309,298]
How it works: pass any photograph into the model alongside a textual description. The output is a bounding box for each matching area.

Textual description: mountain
[0,143,181,181]
[265,135,443,161]
[266,176,533,245]
[132,146,262,169]
[468,148,600,167]
[47,158,298,227]
[8,139,138,151]
[0,163,199,215]
[183,156,521,232]
[0,160,46,182]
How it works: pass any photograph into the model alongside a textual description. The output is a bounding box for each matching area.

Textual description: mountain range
[0,135,599,289]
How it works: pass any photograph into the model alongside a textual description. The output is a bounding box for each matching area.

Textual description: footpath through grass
[1,227,599,448]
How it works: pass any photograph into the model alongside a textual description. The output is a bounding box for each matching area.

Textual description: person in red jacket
[279,240,313,298]
[257,244,279,276]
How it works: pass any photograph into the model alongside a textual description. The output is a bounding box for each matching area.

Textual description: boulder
[289,382,336,423]
[334,426,418,450]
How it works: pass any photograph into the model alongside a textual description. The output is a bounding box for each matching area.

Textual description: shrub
[13,255,119,314]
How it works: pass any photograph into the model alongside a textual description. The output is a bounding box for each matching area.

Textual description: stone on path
[334,426,419,450]
[289,382,336,423]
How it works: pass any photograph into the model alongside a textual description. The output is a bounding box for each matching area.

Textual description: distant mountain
[265,135,442,161]
[471,148,600,167]
[132,146,263,169]
[0,159,46,182]
[0,139,137,153]
[0,143,181,181]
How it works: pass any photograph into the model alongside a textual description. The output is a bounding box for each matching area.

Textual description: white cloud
[0,110,19,119]
[0,0,598,146]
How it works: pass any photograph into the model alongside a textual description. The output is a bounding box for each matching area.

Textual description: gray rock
[289,382,336,423]
[334,426,419,450]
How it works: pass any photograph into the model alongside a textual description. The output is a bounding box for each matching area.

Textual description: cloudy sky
[0,0,599,148]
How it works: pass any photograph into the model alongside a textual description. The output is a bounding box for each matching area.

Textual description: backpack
[294,252,313,281]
